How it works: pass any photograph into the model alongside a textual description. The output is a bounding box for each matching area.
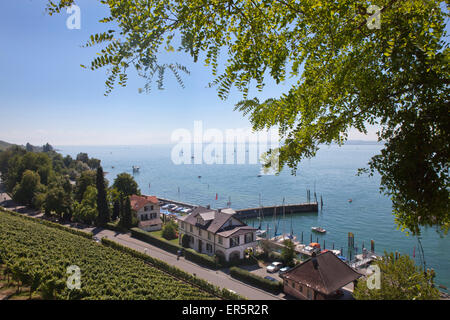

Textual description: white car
[266,262,283,273]
[279,267,290,274]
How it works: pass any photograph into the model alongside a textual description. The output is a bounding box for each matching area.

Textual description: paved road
[86,228,285,300]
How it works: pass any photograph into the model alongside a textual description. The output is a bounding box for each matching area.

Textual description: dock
[156,197,197,209]
[234,202,318,219]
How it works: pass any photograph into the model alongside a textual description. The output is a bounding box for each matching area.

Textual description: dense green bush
[162,221,178,240]
[229,266,283,294]
[183,248,220,269]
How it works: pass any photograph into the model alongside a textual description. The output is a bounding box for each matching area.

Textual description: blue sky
[0,0,379,146]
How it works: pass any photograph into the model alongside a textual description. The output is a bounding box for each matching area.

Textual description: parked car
[174,207,185,212]
[264,276,277,282]
[279,266,290,274]
[161,204,171,210]
[266,262,283,273]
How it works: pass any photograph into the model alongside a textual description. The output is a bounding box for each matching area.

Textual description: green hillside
[0,209,217,300]
[0,140,17,151]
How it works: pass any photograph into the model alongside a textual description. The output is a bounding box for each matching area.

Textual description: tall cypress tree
[95,166,110,226]
[120,196,132,229]
[112,199,120,221]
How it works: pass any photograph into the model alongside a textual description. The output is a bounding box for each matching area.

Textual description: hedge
[184,248,220,269]
[229,266,283,294]
[0,207,93,239]
[101,237,244,300]
[130,227,181,254]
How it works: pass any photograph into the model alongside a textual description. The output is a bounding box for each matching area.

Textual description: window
[181,222,185,229]
[299,285,303,293]
[291,281,295,289]
[206,243,212,253]
[218,236,223,245]
[230,236,240,247]
[245,233,253,243]
[208,232,211,240]
[150,205,154,210]
[190,225,193,232]
[198,229,202,237]
[307,289,312,299]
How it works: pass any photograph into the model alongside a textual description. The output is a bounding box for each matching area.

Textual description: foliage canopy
[47,0,449,235]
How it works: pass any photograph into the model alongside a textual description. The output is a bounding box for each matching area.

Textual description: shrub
[162,221,178,240]
[183,248,220,269]
[229,266,283,294]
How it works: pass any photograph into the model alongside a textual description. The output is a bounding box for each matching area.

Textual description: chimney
[311,252,319,269]
[206,204,210,209]
[218,208,221,213]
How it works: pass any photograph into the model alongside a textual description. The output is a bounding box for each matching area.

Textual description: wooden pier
[234,202,318,219]
[156,197,197,209]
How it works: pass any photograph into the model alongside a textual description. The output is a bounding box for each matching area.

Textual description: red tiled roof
[130,194,158,211]
[281,251,362,295]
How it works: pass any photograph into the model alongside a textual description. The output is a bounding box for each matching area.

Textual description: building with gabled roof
[130,194,162,232]
[280,251,363,300]
[177,206,257,261]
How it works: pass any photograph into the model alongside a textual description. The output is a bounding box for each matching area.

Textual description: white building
[130,194,162,232]
[177,206,258,261]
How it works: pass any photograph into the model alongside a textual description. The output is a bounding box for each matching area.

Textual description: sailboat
[255,196,267,238]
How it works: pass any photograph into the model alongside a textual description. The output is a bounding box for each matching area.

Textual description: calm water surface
[57,144,450,290]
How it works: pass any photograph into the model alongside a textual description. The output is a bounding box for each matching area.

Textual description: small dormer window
[197,217,202,225]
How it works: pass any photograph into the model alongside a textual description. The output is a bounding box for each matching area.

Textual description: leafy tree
[74,170,96,202]
[43,186,72,219]
[281,239,296,267]
[12,170,42,207]
[96,166,110,226]
[87,158,101,170]
[73,186,98,225]
[113,172,140,197]
[63,155,73,168]
[112,199,120,221]
[47,0,449,235]
[119,196,132,229]
[25,143,33,152]
[42,143,53,153]
[353,252,440,300]
[76,152,89,164]
[162,221,178,240]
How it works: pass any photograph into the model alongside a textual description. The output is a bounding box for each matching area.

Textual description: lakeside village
[129,191,381,300]
[0,145,446,300]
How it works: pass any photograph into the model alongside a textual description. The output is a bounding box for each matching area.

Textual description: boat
[311,226,326,233]
[348,199,352,203]
[256,229,267,238]
[132,166,140,172]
